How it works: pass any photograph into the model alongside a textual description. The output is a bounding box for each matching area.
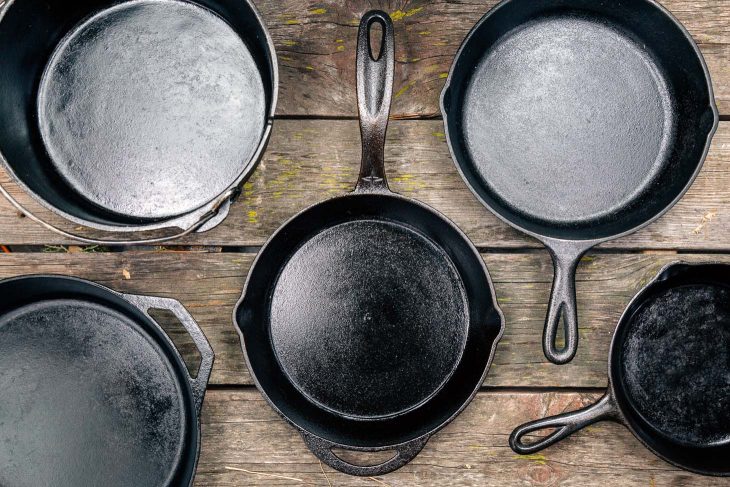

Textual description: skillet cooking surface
[37,0,266,219]
[619,284,730,447]
[270,219,469,419]
[0,299,188,486]
[463,12,675,226]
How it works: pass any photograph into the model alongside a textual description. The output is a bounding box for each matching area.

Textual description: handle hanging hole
[331,448,397,467]
[523,427,559,444]
[368,18,385,61]
[553,304,568,350]
[149,307,202,377]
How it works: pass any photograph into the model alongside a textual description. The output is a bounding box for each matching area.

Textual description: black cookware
[510,262,730,476]
[0,0,277,244]
[441,0,718,364]
[234,11,504,476]
[0,275,213,486]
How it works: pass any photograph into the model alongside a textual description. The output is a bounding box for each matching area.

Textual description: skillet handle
[123,293,214,416]
[0,182,237,245]
[301,431,429,476]
[510,393,617,454]
[543,240,591,364]
[354,10,394,192]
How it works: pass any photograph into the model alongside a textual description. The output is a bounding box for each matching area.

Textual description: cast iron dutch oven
[0,275,213,486]
[441,0,718,363]
[511,262,730,476]
[234,11,504,476]
[0,0,277,244]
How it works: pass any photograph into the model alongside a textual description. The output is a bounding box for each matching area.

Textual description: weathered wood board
[254,0,730,117]
[195,389,730,486]
[1,120,728,248]
[1,251,726,388]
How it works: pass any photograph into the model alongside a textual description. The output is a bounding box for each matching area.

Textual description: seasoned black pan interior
[270,218,468,419]
[618,283,730,447]
[443,0,716,240]
[0,0,275,225]
[0,278,198,486]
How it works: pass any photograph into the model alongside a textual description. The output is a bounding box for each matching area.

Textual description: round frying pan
[0,0,277,244]
[510,262,730,476]
[234,11,504,476]
[441,0,718,364]
[0,275,213,486]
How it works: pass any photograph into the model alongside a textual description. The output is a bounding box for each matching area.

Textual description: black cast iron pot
[0,0,277,244]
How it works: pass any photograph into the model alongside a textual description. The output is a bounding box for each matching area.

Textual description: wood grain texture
[1,120,728,248]
[195,389,730,486]
[252,0,730,117]
[1,251,727,388]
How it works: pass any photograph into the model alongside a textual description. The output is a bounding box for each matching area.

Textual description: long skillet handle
[354,10,394,193]
[543,239,591,364]
[510,393,618,454]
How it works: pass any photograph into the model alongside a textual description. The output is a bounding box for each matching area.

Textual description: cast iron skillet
[441,0,718,364]
[0,0,277,244]
[0,275,213,486]
[510,262,730,476]
[234,11,504,477]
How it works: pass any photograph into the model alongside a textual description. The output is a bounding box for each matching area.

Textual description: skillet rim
[439,0,719,247]
[233,188,505,448]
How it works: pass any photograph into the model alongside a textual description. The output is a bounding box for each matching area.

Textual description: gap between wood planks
[205,384,608,393]
[5,245,730,254]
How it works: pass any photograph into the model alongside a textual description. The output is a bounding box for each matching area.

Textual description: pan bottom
[0,299,188,487]
[37,0,266,220]
[619,284,730,447]
[269,219,469,420]
[462,12,675,226]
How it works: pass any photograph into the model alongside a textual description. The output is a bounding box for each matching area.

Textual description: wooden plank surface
[254,0,730,117]
[3,2,729,484]
[1,251,727,388]
[195,389,730,486]
[1,120,728,248]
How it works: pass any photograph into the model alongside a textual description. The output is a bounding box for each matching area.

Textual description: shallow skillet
[511,262,730,476]
[235,11,504,476]
[0,0,277,244]
[441,0,718,364]
[0,275,213,486]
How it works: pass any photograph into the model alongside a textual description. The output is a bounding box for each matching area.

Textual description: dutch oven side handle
[123,293,214,416]
[301,431,429,477]
[509,392,619,454]
[0,182,237,245]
